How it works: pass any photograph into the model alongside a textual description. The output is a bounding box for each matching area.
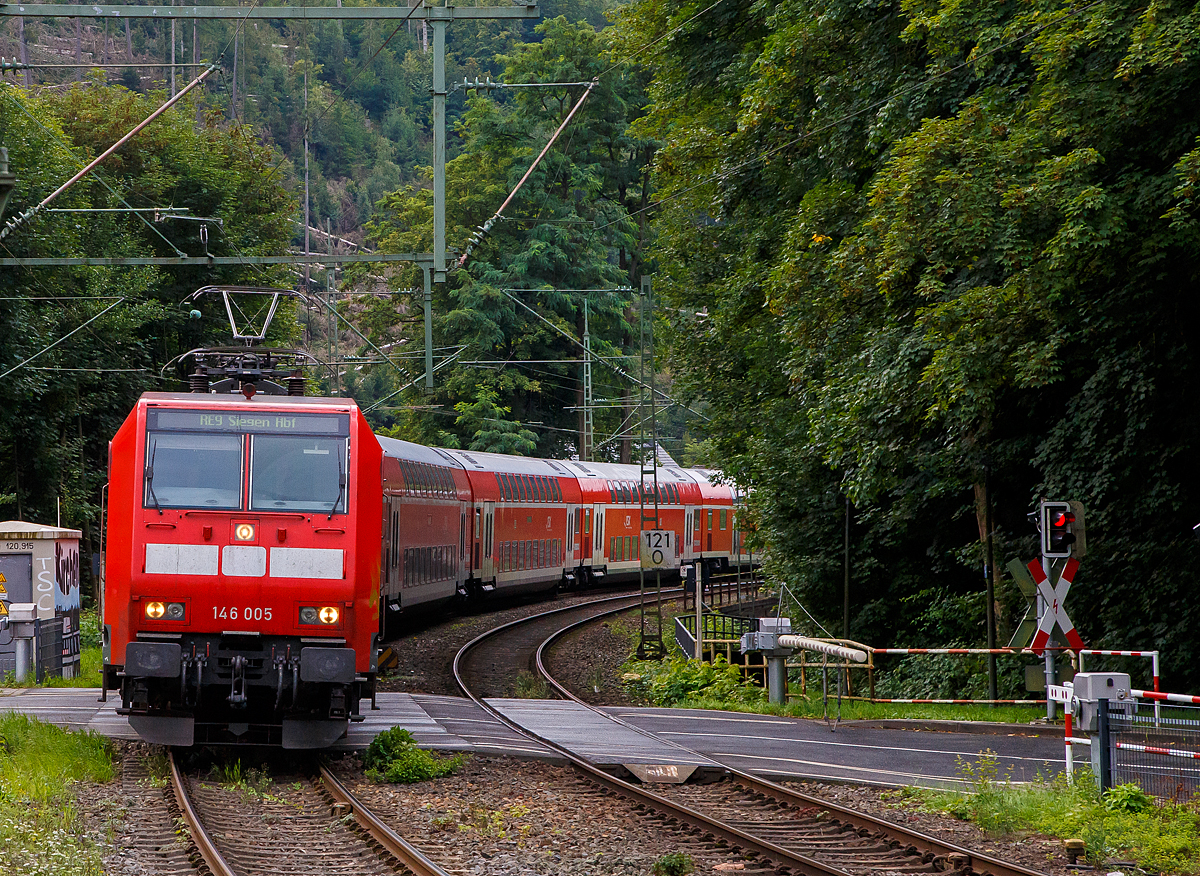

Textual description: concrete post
[9,603,36,683]
[767,655,787,704]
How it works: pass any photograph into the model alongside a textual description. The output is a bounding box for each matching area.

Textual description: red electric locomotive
[102,391,382,748]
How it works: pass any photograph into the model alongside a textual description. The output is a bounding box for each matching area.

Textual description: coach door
[593,504,606,563]
[683,510,694,564]
[481,502,495,580]
[580,508,592,561]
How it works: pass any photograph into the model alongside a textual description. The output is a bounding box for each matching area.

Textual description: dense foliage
[7,0,1200,693]
[359,17,660,458]
[0,81,295,593]
[612,0,1200,689]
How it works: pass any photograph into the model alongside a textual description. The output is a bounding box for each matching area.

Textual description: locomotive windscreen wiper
[327,447,346,520]
[145,438,163,515]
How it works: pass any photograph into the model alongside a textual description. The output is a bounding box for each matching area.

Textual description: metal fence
[1108,701,1200,802]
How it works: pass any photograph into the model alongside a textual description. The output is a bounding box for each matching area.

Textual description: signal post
[1035,500,1086,720]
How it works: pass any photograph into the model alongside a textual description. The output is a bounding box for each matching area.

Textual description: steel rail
[534,612,1051,876]
[317,763,452,876]
[166,749,238,876]
[453,595,865,876]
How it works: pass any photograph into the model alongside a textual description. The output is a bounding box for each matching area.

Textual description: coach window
[609,481,617,503]
[144,432,243,510]
[538,477,548,502]
[720,510,727,530]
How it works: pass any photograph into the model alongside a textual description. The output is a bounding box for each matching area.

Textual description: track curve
[533,606,1052,876]
[454,594,1050,876]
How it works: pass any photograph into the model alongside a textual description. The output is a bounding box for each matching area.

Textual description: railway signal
[1040,500,1076,558]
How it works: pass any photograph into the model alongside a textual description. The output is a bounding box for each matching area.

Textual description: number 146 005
[214,606,272,621]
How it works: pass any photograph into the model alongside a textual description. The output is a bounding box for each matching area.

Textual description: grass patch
[512,671,553,699]
[0,712,114,875]
[363,727,467,784]
[899,753,1200,873]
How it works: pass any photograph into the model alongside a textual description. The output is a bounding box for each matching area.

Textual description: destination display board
[148,409,349,436]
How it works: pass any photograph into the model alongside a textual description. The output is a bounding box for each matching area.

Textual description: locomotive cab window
[143,432,242,510]
[251,435,348,513]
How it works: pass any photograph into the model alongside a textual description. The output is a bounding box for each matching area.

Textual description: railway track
[454,594,1050,876]
[165,749,451,876]
[452,589,681,698]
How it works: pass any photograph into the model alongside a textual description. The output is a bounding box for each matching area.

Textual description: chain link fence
[1108,702,1200,802]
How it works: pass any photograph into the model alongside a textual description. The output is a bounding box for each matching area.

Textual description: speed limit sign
[641,530,674,570]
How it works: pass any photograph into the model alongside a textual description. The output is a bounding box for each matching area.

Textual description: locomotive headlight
[299,606,340,625]
[234,523,256,542]
[144,601,185,621]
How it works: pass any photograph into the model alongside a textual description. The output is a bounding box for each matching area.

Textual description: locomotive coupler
[228,654,248,708]
[181,655,206,707]
[273,656,300,710]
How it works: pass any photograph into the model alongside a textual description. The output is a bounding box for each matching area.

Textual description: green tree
[617,0,1200,687]
[363,17,659,459]
[0,82,293,596]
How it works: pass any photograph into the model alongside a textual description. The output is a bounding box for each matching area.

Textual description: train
[102,389,748,749]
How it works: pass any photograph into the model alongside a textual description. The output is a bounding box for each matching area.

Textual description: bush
[630,656,766,708]
[915,759,1200,873]
[651,852,694,876]
[362,728,466,784]
[1102,783,1154,815]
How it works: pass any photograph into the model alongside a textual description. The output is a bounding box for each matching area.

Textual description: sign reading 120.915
[148,409,349,436]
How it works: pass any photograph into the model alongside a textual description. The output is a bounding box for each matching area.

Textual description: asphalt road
[0,688,1065,788]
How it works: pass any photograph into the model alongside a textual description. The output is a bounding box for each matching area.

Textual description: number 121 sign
[641,530,674,570]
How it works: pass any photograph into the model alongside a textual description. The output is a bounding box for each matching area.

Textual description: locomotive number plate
[213,606,273,621]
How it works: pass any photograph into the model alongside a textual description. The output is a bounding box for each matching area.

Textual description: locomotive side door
[481,501,495,580]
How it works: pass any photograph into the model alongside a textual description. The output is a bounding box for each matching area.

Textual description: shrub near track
[0,713,114,875]
[897,754,1200,874]
[363,727,467,784]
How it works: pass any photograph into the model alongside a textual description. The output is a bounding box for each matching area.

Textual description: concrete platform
[0,688,1067,788]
